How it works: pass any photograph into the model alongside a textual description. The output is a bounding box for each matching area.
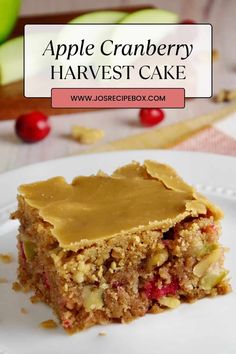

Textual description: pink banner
[51,88,185,108]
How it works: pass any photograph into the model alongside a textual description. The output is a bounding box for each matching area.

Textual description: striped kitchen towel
[173,112,236,156]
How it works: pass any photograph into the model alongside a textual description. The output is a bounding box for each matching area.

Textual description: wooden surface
[85,103,236,153]
[1,99,235,173]
[0,5,151,120]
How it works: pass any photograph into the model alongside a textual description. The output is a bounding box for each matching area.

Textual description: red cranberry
[19,241,26,261]
[202,224,218,235]
[15,111,51,143]
[112,280,124,289]
[139,108,165,127]
[180,19,197,24]
[143,278,179,300]
[42,272,50,290]
[62,319,73,329]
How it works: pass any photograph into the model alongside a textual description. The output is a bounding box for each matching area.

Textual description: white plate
[0,150,235,354]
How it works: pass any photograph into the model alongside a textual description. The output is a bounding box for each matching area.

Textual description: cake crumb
[0,277,8,283]
[149,304,165,314]
[21,307,28,314]
[98,332,107,336]
[30,295,41,304]
[12,281,22,291]
[72,125,104,144]
[40,319,58,329]
[0,253,13,264]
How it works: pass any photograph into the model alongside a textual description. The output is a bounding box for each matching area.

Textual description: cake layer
[15,199,230,332]
[13,159,231,333]
[18,160,222,250]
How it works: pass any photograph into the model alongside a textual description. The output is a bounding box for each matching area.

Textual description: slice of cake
[12,160,231,332]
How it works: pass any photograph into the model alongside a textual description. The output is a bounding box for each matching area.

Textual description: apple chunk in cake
[12,160,231,332]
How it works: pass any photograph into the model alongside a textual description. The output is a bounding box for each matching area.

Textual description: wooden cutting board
[85,103,236,153]
[0,5,152,120]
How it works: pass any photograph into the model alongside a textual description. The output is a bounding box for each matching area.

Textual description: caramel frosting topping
[18,160,222,250]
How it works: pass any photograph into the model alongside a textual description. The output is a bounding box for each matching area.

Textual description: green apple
[0,9,179,86]
[0,10,128,86]
[68,10,128,67]
[22,240,36,260]
[0,36,23,85]
[0,31,54,86]
[0,0,21,44]
[119,8,179,23]
[108,8,179,67]
[70,10,127,24]
[200,270,228,291]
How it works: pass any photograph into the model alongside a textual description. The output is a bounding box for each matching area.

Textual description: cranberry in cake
[12,160,231,332]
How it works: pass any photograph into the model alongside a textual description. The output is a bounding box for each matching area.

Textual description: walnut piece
[72,125,104,144]
[73,261,91,284]
[214,89,236,103]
